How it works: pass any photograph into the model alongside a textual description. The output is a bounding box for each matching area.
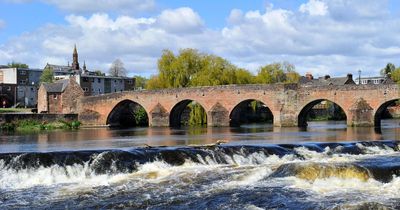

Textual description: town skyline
[1,0,400,77]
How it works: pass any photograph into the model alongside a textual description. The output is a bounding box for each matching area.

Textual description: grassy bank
[0,119,81,132]
[0,108,32,113]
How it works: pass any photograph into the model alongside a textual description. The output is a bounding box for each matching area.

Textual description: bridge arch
[106,99,149,127]
[169,99,207,127]
[374,99,400,127]
[298,99,347,127]
[229,99,273,126]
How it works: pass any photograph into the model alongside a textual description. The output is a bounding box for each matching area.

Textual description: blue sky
[1,0,400,77]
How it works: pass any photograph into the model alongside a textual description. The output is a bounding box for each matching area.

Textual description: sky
[0,0,400,78]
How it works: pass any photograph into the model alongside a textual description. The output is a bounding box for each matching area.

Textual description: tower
[71,44,80,70]
[83,60,88,73]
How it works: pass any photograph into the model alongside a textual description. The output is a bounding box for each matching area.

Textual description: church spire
[83,60,87,71]
[71,44,80,70]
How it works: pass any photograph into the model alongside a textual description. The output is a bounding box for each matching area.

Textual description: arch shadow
[374,99,399,128]
[169,99,207,127]
[106,99,149,128]
[229,99,273,127]
[298,99,346,127]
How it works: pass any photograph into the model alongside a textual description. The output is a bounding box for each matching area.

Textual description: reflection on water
[0,120,399,153]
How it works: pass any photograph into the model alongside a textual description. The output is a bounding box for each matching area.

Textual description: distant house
[299,73,356,86]
[45,45,136,96]
[354,76,394,85]
[0,67,42,107]
[37,78,84,114]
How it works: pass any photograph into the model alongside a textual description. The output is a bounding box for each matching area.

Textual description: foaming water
[1,141,400,209]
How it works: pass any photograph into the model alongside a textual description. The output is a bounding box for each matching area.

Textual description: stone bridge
[77,83,400,127]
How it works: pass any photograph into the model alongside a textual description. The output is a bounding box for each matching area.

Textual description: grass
[0,108,32,113]
[0,119,81,132]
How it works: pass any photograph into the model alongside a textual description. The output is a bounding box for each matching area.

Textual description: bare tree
[109,59,127,77]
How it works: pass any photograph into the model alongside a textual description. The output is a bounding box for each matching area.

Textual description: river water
[0,120,400,209]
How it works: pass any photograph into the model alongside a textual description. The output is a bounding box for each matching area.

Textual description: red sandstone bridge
[77,83,400,127]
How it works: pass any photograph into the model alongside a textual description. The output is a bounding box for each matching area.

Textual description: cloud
[299,0,328,16]
[156,7,204,34]
[1,1,400,78]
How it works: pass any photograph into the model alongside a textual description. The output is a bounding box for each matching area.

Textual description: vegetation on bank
[0,119,81,132]
[0,108,32,113]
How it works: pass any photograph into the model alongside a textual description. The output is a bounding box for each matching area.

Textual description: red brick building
[38,78,84,113]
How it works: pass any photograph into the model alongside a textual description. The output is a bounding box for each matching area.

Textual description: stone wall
[61,79,84,113]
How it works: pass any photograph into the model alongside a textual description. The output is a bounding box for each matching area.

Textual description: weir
[77,83,400,127]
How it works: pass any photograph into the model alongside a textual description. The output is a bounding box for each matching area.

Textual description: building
[37,78,84,113]
[45,45,136,96]
[354,76,394,85]
[0,67,42,107]
[299,73,356,86]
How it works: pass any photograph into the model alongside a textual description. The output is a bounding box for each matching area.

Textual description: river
[0,120,400,209]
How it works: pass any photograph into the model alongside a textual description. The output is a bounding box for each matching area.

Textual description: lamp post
[358,69,362,85]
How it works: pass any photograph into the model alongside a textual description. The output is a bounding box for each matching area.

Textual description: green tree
[40,67,54,84]
[94,70,105,76]
[255,62,299,84]
[134,76,148,89]
[188,102,207,126]
[8,62,29,68]
[381,63,396,76]
[391,67,400,83]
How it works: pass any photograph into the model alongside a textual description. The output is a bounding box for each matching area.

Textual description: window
[128,80,133,84]
[53,94,57,99]
[83,77,89,82]
[31,87,34,91]
[83,87,89,92]
[20,80,26,85]
[98,88,101,93]
[120,80,122,83]
[20,70,26,75]
[7,86,11,91]
[91,78,95,82]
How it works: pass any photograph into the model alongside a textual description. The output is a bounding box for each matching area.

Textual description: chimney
[305,72,313,80]
[347,73,353,80]
[324,75,330,80]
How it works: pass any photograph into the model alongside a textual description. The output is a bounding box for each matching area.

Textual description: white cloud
[299,0,328,16]
[1,2,400,78]
[156,7,204,34]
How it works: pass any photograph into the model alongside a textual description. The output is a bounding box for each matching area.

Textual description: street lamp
[358,69,362,85]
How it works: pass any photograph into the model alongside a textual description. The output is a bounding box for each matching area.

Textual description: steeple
[71,44,80,70]
[83,60,87,71]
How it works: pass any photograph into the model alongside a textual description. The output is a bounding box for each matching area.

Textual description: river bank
[0,113,79,132]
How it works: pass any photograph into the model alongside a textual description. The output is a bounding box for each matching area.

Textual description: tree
[94,70,105,76]
[109,59,126,77]
[8,62,29,68]
[255,62,299,84]
[40,67,54,84]
[381,63,396,76]
[391,68,400,83]
[134,76,148,89]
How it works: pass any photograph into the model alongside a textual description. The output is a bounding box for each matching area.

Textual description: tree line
[145,49,300,90]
